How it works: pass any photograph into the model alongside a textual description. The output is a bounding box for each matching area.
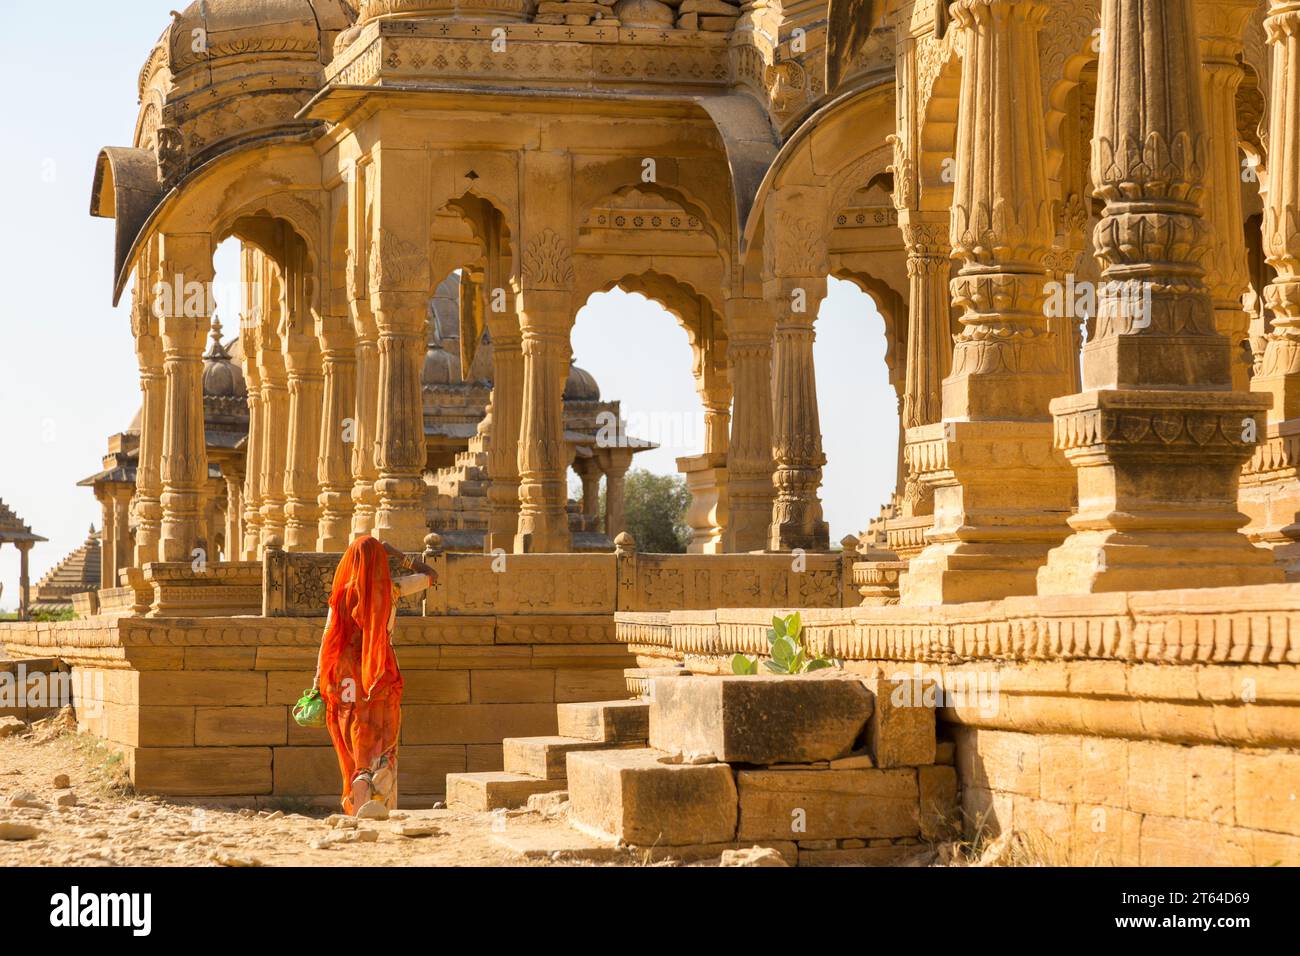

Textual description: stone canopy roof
[0,499,46,545]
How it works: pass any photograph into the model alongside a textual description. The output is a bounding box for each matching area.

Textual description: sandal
[349,770,373,811]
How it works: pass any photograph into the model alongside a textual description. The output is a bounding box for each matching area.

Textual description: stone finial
[614,531,637,555]
[839,534,860,554]
[423,533,443,558]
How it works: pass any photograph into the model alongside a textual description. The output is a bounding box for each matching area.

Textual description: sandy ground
[0,714,636,868]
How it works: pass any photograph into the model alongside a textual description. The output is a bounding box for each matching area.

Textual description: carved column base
[725,475,774,553]
[373,475,428,552]
[900,421,1074,606]
[678,453,728,555]
[513,507,571,554]
[1234,420,1300,578]
[485,482,521,554]
[283,505,321,553]
[1037,389,1282,594]
[316,492,353,553]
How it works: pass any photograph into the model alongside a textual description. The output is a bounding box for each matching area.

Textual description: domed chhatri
[201,317,247,402]
[564,359,601,403]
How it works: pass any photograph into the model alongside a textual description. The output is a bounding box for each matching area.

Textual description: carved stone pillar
[598,446,634,540]
[317,313,356,552]
[723,298,776,553]
[900,0,1075,605]
[1038,0,1280,593]
[157,234,213,563]
[1253,0,1300,420]
[132,256,165,567]
[282,243,323,552]
[898,209,954,519]
[574,454,602,518]
[240,341,265,559]
[223,467,243,562]
[1240,0,1300,570]
[763,197,830,552]
[485,303,524,554]
[258,273,290,550]
[112,485,131,581]
[350,300,381,538]
[371,284,430,552]
[1198,0,1259,391]
[514,287,573,553]
[97,493,115,589]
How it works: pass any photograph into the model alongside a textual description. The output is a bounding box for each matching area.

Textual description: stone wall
[614,584,1300,864]
[0,615,630,805]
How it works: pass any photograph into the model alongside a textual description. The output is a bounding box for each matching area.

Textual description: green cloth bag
[293,688,326,728]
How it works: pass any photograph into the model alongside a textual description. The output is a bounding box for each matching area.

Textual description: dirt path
[0,716,616,868]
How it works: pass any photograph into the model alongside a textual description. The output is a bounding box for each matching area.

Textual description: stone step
[555,699,649,744]
[567,747,738,846]
[503,735,636,781]
[445,771,564,812]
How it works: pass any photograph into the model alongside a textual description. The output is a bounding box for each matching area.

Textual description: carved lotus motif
[1150,413,1185,444]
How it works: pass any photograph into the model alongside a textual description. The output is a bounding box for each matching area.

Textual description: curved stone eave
[91,147,166,304]
[826,0,879,93]
[739,74,894,260]
[104,128,322,307]
[692,93,782,265]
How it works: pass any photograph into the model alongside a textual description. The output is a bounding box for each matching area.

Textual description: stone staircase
[446,698,649,811]
[448,671,959,866]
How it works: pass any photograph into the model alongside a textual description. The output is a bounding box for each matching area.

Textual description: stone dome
[564,359,601,402]
[423,341,461,387]
[203,318,247,400]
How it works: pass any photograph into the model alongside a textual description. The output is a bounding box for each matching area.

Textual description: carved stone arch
[916,29,962,210]
[214,190,326,277]
[1041,0,1101,187]
[829,266,908,400]
[429,182,519,287]
[574,180,729,258]
[826,144,896,236]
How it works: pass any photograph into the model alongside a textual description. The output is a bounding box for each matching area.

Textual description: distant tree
[611,469,691,553]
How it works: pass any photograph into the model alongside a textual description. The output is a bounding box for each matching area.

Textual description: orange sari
[320,536,404,814]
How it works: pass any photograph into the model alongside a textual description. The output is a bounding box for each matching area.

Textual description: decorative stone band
[615,583,1300,667]
[1242,419,1300,480]
[1051,389,1271,463]
[326,18,732,92]
[263,547,855,618]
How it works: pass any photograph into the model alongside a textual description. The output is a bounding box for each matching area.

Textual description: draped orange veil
[320,535,403,812]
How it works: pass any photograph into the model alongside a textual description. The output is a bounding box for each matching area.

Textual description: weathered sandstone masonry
[616,584,1300,865]
[0,544,860,802]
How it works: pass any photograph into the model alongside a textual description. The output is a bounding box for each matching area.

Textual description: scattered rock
[0,717,27,739]
[8,790,49,810]
[525,791,570,817]
[211,851,264,867]
[973,832,1014,867]
[432,801,446,810]
[356,800,389,821]
[54,790,77,808]
[265,810,284,820]
[320,828,379,845]
[0,822,41,841]
[329,815,359,830]
[719,846,789,867]
[391,822,441,838]
[52,774,70,789]
[237,808,256,818]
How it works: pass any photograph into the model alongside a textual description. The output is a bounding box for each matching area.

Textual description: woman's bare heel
[349,771,371,812]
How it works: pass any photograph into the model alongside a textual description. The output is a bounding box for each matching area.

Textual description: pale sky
[0,3,899,609]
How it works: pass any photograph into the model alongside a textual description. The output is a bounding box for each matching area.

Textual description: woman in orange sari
[312,535,436,815]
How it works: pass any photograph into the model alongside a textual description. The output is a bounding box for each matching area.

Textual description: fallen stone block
[650,675,872,765]
[568,747,737,846]
[737,768,919,842]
